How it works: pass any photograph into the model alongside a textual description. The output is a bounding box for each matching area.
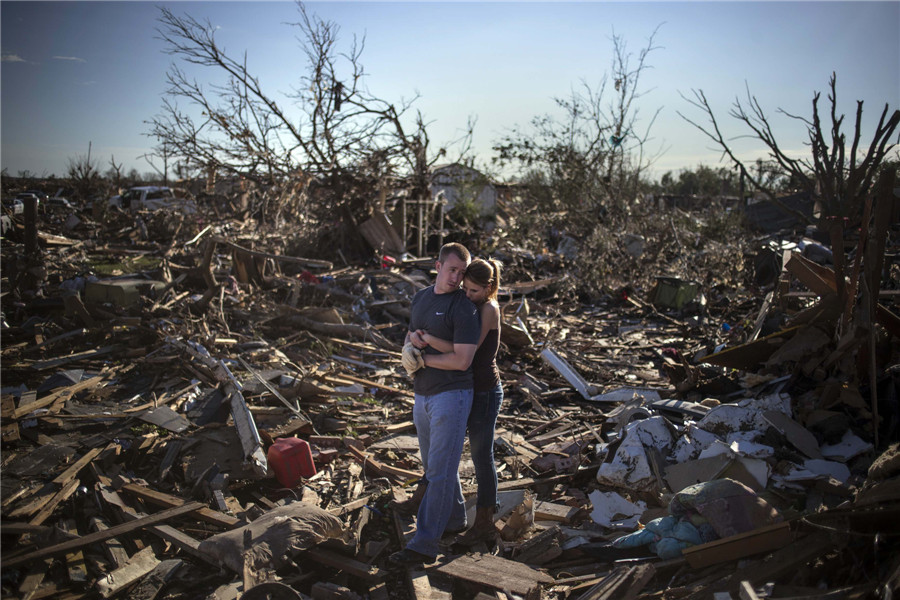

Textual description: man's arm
[422,343,477,371]
[416,329,454,353]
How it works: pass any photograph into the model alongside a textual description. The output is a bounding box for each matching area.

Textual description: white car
[108,186,195,213]
[2,198,24,215]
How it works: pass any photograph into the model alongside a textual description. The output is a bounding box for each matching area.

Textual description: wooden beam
[52,447,102,485]
[4,502,204,569]
[434,553,553,599]
[28,479,79,526]
[14,375,107,418]
[95,546,160,598]
[120,483,239,529]
[303,547,388,583]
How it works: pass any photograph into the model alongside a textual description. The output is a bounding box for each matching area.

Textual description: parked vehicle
[45,197,75,212]
[2,198,25,215]
[15,192,40,206]
[24,190,49,203]
[108,186,195,213]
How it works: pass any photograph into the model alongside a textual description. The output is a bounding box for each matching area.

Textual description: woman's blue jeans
[467,382,503,509]
[407,388,472,558]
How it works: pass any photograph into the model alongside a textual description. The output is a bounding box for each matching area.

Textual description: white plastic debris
[671,425,722,463]
[588,489,647,529]
[596,416,674,492]
[820,430,874,463]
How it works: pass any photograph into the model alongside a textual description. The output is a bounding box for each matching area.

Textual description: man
[388,242,480,567]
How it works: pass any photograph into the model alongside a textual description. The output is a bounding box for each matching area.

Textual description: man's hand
[401,342,425,376]
[409,330,429,349]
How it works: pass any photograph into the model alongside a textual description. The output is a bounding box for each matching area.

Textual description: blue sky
[2,1,898,181]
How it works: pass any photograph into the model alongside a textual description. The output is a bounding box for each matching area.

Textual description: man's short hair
[438,242,470,264]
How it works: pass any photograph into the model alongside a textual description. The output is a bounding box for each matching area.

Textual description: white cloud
[52,56,86,63]
[2,52,26,63]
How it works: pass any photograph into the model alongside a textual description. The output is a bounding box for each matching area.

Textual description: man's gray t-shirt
[409,286,480,396]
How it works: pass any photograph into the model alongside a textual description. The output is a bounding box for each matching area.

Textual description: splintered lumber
[4,501,204,569]
[29,479,80,526]
[129,558,183,600]
[120,483,239,529]
[572,564,656,600]
[168,336,267,476]
[345,443,422,483]
[1,393,21,443]
[60,520,87,584]
[14,374,107,418]
[95,546,160,598]
[96,482,221,568]
[212,236,333,270]
[17,559,52,600]
[90,516,129,569]
[434,553,553,600]
[52,447,103,485]
[30,346,118,371]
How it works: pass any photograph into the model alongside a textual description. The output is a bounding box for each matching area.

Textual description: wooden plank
[53,447,103,485]
[130,558,183,600]
[1,393,21,443]
[17,559,52,600]
[345,443,422,483]
[61,519,88,584]
[739,581,761,600]
[683,521,794,568]
[95,546,160,598]
[434,553,553,599]
[14,375,107,418]
[408,568,451,600]
[90,516,130,569]
[4,502,204,569]
[534,500,581,523]
[29,479,79,526]
[30,346,118,371]
[120,483,239,529]
[303,547,388,583]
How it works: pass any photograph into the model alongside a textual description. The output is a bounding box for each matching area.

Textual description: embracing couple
[389,242,504,567]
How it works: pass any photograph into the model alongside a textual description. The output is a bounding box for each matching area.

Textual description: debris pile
[1,193,899,600]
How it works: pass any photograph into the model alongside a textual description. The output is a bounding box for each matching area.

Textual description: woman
[414,257,503,545]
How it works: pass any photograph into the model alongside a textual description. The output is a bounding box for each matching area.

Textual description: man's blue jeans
[407,388,472,558]
[468,383,503,509]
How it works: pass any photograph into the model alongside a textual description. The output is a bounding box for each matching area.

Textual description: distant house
[431,163,497,217]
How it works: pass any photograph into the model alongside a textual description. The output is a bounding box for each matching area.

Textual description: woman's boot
[391,481,427,516]
[454,506,497,546]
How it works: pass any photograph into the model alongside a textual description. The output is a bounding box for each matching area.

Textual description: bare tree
[149,2,472,238]
[106,155,124,192]
[493,25,665,227]
[678,73,899,225]
[680,74,899,394]
[66,142,108,202]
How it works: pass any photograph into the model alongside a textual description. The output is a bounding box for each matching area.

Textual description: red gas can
[268,437,316,488]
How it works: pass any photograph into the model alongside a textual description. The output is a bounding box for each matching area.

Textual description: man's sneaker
[387,548,435,567]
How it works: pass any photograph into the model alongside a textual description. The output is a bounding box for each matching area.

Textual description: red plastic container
[268,437,316,488]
